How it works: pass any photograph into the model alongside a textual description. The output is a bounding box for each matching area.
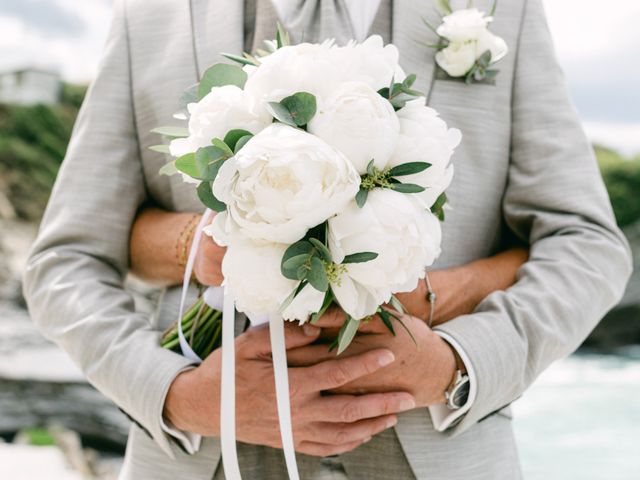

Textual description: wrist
[163,368,200,432]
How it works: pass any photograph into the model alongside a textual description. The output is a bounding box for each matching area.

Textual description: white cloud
[583,121,640,157]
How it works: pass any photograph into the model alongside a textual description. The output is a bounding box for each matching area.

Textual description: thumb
[284,321,321,350]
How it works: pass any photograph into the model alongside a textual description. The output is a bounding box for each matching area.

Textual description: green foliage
[198,63,248,99]
[268,92,317,128]
[0,83,86,220]
[22,428,56,446]
[595,145,640,228]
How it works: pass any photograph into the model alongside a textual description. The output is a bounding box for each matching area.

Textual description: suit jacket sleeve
[22,0,195,457]
[434,0,633,434]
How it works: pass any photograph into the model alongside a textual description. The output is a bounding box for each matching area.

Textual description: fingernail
[303,324,320,337]
[378,351,395,367]
[363,436,372,443]
[386,417,398,428]
[400,398,416,411]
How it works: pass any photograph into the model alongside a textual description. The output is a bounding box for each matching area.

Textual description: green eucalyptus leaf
[151,126,189,138]
[280,92,317,127]
[266,102,297,127]
[175,153,200,178]
[276,23,291,48]
[296,264,310,281]
[342,252,378,264]
[198,64,248,100]
[283,241,314,264]
[195,146,227,180]
[435,0,453,15]
[223,129,253,151]
[402,74,417,89]
[389,295,406,314]
[390,183,426,193]
[377,87,390,99]
[366,159,375,176]
[478,50,492,68]
[279,281,308,313]
[310,291,334,324]
[377,309,396,336]
[307,256,329,292]
[212,138,234,157]
[179,84,199,109]
[388,162,432,177]
[431,192,448,221]
[221,52,258,66]
[234,134,253,153]
[309,238,332,263]
[197,181,226,211]
[282,254,311,280]
[159,161,178,176]
[149,144,171,154]
[355,187,369,208]
[337,316,360,355]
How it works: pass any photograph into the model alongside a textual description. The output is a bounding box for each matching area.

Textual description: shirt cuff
[427,331,478,432]
[159,366,202,454]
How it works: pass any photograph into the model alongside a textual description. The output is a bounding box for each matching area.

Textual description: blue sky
[1,0,638,154]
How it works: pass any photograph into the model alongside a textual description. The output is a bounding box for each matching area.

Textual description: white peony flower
[308,81,400,174]
[206,124,361,245]
[328,189,442,320]
[435,41,478,78]
[436,8,492,42]
[221,239,323,321]
[169,85,271,158]
[388,98,461,208]
[243,41,345,105]
[340,35,406,91]
[434,8,508,78]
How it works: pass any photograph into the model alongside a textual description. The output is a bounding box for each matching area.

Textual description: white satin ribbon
[177,209,299,479]
[269,314,300,480]
[177,209,215,364]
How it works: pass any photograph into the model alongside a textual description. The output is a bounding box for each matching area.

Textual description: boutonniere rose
[428,0,508,84]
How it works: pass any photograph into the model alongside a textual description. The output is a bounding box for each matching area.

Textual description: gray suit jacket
[23,0,632,479]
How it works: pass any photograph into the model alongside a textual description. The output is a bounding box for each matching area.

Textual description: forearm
[130,207,201,286]
[396,247,529,325]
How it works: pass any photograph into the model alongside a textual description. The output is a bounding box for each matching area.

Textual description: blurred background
[0,0,639,479]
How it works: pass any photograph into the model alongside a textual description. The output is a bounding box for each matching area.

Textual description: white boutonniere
[427,0,508,84]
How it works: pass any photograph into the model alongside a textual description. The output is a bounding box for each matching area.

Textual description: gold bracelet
[176,214,200,269]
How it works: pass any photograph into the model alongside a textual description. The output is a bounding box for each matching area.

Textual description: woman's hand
[193,234,226,286]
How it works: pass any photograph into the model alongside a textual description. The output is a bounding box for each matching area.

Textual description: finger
[294,348,395,391]
[311,415,397,446]
[240,321,321,357]
[287,344,338,367]
[296,438,370,457]
[307,392,415,423]
[312,307,387,334]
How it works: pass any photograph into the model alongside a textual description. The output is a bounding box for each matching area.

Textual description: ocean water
[513,350,640,480]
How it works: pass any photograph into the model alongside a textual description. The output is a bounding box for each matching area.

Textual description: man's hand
[164,322,416,457]
[288,308,457,408]
[193,234,226,286]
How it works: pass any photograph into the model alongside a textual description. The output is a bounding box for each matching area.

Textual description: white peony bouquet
[157,28,461,357]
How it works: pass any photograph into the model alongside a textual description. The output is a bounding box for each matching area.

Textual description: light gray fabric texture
[22,0,632,479]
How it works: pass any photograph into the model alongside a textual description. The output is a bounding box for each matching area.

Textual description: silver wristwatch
[444,370,470,410]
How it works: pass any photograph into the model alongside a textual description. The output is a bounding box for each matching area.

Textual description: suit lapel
[190,0,245,79]
[391,0,440,104]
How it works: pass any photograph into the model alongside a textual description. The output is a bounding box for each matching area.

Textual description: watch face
[452,377,471,408]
